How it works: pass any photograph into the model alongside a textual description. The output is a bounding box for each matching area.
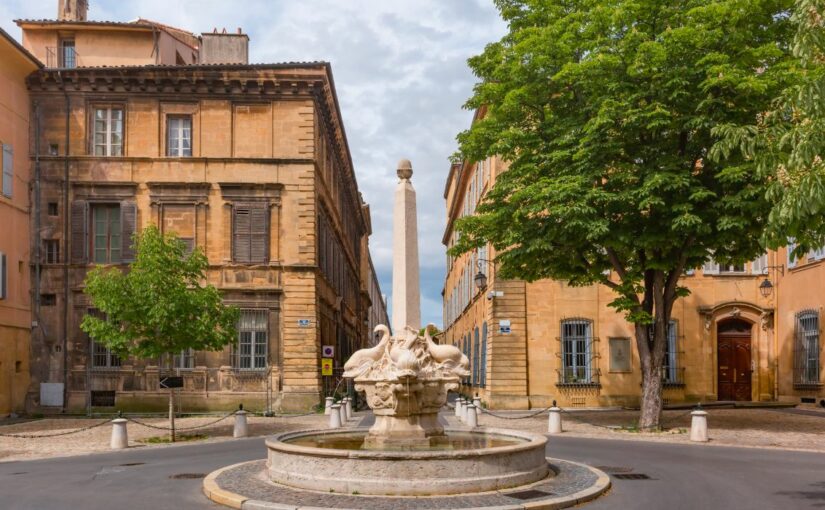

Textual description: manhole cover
[119,462,145,467]
[505,489,554,500]
[169,473,206,480]
[595,466,635,474]
[613,473,651,480]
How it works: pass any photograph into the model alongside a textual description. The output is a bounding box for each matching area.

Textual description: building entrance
[717,319,753,401]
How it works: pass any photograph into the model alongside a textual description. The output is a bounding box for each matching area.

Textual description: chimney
[199,28,250,65]
[58,0,88,21]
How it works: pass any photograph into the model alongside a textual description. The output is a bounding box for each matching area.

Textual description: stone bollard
[324,396,334,415]
[460,399,469,423]
[473,396,482,410]
[548,406,562,434]
[110,418,128,450]
[345,397,353,420]
[329,404,342,428]
[466,403,478,428]
[234,409,249,438]
[690,406,708,442]
[339,401,348,425]
[455,398,463,419]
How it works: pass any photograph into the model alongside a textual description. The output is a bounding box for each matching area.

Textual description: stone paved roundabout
[203,456,610,510]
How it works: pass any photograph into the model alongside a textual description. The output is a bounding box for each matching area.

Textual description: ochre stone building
[16,1,384,413]
[443,108,824,410]
[0,28,41,417]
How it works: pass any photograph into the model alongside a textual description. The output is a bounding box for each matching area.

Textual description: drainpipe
[33,101,41,412]
[61,76,70,413]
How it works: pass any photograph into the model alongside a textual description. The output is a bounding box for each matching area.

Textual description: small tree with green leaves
[82,225,239,435]
[451,0,800,429]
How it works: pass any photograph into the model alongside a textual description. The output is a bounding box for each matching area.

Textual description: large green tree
[713,0,825,253]
[452,0,799,428]
[82,226,239,435]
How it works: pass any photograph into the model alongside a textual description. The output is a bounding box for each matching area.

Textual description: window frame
[166,115,193,157]
[234,309,268,371]
[795,310,821,387]
[44,239,60,264]
[90,203,122,264]
[560,318,595,385]
[2,142,12,198]
[59,38,76,68]
[90,105,124,157]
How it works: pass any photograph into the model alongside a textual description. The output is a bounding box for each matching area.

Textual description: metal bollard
[466,403,478,428]
[329,404,342,428]
[690,405,708,442]
[339,400,348,425]
[455,398,463,418]
[345,397,353,420]
[110,418,128,449]
[548,406,562,434]
[324,396,334,415]
[234,409,249,438]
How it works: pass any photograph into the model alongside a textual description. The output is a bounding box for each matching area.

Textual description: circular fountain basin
[266,427,550,496]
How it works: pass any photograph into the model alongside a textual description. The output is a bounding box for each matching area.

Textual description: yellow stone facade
[443,114,825,410]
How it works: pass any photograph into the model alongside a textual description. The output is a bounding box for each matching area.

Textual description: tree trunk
[639,356,664,429]
[635,270,672,430]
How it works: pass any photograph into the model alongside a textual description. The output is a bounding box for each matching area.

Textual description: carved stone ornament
[343,324,470,447]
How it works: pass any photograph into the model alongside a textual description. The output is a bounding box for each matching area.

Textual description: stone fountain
[203,159,610,508]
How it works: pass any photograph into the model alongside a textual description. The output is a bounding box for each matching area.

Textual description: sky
[0,0,507,328]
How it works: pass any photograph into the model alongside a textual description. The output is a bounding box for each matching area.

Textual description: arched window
[560,319,594,384]
[480,322,487,388]
[795,310,820,386]
[473,327,480,386]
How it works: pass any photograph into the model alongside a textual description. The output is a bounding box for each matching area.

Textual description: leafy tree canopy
[81,225,239,360]
[453,0,798,325]
[713,0,825,254]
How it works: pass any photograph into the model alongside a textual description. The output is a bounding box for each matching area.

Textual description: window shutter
[702,258,719,275]
[120,201,137,262]
[2,143,12,197]
[249,205,269,263]
[751,253,768,274]
[70,201,88,263]
[233,204,252,263]
[0,251,6,299]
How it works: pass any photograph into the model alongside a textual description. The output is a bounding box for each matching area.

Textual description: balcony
[45,46,80,68]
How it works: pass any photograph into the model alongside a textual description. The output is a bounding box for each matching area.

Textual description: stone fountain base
[266,427,549,496]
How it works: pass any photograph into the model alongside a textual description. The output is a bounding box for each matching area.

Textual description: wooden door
[717,320,752,401]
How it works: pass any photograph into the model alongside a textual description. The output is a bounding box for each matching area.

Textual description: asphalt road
[1,433,823,509]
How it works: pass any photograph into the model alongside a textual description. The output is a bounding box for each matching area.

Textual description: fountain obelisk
[391,159,421,333]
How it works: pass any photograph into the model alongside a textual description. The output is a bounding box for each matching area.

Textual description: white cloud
[3,0,507,327]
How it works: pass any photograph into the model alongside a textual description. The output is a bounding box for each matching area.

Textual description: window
[2,143,12,197]
[41,294,56,306]
[795,311,820,386]
[473,327,480,386]
[48,202,59,216]
[92,204,122,263]
[808,246,825,262]
[560,319,594,384]
[480,322,487,388]
[235,309,268,370]
[751,254,768,274]
[720,263,746,273]
[232,203,269,263]
[166,116,192,157]
[173,348,194,370]
[663,321,680,384]
[59,39,76,68]
[93,108,123,156]
[44,239,60,264]
[788,240,798,269]
[92,341,121,369]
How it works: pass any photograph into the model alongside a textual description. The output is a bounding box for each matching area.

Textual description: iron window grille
[172,348,195,370]
[234,309,268,371]
[651,321,685,386]
[794,310,821,387]
[88,309,122,370]
[557,319,600,386]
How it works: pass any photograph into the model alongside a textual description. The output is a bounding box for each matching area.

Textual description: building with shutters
[18,1,381,413]
[443,107,825,410]
[0,28,42,417]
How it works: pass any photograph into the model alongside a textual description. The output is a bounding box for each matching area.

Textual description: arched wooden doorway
[717,318,753,401]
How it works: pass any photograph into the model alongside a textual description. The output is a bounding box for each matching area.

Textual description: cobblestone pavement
[213,458,598,509]
[477,407,825,451]
[0,413,328,462]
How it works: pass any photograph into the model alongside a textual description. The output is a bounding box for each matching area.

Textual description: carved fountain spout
[343,323,469,448]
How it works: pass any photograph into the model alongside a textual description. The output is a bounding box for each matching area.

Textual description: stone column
[690,408,708,442]
[233,410,248,438]
[391,159,421,333]
[110,418,128,449]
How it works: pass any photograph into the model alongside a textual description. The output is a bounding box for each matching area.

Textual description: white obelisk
[392,159,421,333]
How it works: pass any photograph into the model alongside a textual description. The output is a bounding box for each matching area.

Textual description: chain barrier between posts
[0,419,111,438]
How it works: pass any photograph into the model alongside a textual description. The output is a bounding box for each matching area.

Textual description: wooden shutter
[120,201,137,262]
[70,201,88,264]
[233,204,252,263]
[250,205,269,263]
[2,143,12,197]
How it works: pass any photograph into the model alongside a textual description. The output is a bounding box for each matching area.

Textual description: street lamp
[759,264,785,298]
[474,258,493,290]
